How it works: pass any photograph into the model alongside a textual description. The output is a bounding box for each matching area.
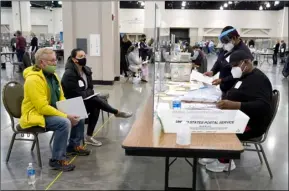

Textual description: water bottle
[27,163,36,185]
[172,98,182,110]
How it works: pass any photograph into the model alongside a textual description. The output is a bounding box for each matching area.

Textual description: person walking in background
[280,40,287,63]
[30,33,38,53]
[139,34,149,61]
[120,34,132,77]
[10,34,17,60]
[15,30,26,63]
[273,40,280,65]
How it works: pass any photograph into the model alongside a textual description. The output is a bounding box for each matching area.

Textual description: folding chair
[228,90,280,179]
[3,81,47,168]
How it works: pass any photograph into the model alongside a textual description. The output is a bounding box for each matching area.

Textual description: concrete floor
[0,55,288,190]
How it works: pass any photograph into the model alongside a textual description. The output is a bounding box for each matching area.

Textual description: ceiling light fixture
[224,3,228,8]
[182,1,186,7]
[58,1,62,5]
[274,1,279,6]
[259,5,263,10]
[266,2,270,8]
[228,1,233,4]
[220,6,224,10]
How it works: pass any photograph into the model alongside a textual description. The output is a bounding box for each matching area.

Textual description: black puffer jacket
[61,57,94,99]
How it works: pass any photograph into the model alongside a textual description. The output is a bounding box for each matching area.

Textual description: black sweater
[225,68,273,137]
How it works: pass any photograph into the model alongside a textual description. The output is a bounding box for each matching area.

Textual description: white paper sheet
[190,70,213,85]
[56,97,88,119]
[83,93,100,101]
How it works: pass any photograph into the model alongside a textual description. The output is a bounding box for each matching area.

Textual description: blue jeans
[45,116,84,160]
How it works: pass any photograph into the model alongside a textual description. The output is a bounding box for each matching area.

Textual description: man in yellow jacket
[20,48,90,171]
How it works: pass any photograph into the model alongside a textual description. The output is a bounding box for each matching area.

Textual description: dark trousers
[273,53,278,65]
[16,49,25,62]
[12,46,16,60]
[84,96,118,136]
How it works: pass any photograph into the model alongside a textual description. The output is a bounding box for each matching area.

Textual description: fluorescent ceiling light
[266,2,270,8]
[228,1,233,4]
[274,1,279,6]
[220,6,223,10]
[182,1,186,7]
[58,1,62,5]
[259,5,263,10]
[141,1,145,6]
[224,3,228,7]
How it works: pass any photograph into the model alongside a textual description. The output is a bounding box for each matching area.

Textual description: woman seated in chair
[199,50,273,173]
[61,48,133,147]
[127,45,148,82]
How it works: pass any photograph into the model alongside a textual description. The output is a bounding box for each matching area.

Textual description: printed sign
[157,109,249,134]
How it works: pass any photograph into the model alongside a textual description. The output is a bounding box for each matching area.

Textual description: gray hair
[34,48,55,66]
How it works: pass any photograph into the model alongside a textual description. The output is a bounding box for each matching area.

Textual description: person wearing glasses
[19,48,90,172]
[204,26,253,97]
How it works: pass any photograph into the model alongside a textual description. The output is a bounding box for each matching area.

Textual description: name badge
[78,80,84,87]
[234,81,242,89]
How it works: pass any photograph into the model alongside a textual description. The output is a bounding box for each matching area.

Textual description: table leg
[192,158,198,191]
[165,157,169,190]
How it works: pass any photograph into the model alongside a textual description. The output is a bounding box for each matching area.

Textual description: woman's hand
[217,100,241,110]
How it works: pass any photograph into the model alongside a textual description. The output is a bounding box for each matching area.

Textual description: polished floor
[1,56,288,190]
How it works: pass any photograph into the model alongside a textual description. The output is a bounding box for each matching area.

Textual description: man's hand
[67,115,80,126]
[212,78,222,85]
[203,71,213,77]
[217,100,241,110]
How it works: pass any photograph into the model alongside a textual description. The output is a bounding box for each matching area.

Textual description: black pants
[16,49,25,62]
[84,96,118,136]
[273,53,278,65]
[120,53,128,76]
[12,46,16,60]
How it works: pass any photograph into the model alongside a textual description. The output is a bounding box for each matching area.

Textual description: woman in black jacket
[61,48,133,147]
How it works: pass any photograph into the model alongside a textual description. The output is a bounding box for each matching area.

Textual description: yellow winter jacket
[19,66,67,129]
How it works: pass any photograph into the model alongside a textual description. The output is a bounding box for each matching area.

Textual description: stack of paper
[190,70,213,85]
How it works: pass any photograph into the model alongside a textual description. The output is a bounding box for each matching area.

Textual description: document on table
[83,93,100,101]
[56,97,88,119]
[190,70,213,84]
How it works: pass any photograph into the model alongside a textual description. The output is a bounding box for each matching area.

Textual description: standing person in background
[50,37,55,46]
[191,45,206,73]
[273,40,280,65]
[120,34,132,77]
[15,30,27,63]
[30,33,38,53]
[280,40,287,63]
[203,26,253,97]
[139,34,149,61]
[10,34,17,60]
[248,39,255,48]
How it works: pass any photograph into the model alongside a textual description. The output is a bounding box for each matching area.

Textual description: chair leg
[107,112,110,118]
[6,133,17,163]
[31,140,36,151]
[101,110,104,124]
[254,144,263,164]
[259,144,273,179]
[227,159,232,176]
[49,132,55,145]
[35,134,42,168]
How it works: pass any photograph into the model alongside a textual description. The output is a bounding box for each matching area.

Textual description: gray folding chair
[228,90,280,178]
[3,81,47,168]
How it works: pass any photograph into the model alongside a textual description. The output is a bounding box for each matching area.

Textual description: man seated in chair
[61,48,133,147]
[19,48,90,172]
[199,50,273,172]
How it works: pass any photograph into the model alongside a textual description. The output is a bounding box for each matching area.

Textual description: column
[113,1,120,80]
[280,7,288,43]
[11,1,31,36]
[62,1,117,85]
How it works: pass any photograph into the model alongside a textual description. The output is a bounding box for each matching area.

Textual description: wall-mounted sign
[90,34,100,56]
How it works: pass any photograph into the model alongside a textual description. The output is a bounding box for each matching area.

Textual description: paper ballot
[56,97,88,119]
[190,70,213,84]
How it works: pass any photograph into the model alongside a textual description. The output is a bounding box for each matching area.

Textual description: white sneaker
[206,160,236,173]
[198,158,217,166]
[85,136,102,147]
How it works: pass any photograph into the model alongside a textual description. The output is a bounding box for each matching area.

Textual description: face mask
[231,62,245,78]
[223,42,234,52]
[76,58,86,66]
[43,65,56,74]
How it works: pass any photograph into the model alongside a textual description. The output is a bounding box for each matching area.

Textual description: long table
[122,96,244,191]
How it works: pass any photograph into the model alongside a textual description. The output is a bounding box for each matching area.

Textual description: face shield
[219,28,236,44]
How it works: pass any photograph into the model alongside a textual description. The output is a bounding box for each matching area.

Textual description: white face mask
[223,42,234,52]
[231,62,246,78]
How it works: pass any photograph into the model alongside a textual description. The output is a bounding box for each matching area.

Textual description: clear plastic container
[27,163,36,185]
[176,122,191,145]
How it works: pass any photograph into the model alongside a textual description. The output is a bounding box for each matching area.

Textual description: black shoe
[67,146,91,156]
[49,159,75,172]
[141,79,148,83]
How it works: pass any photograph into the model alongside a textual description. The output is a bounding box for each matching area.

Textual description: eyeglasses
[43,59,57,64]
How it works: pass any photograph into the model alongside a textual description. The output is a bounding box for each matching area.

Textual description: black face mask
[76,58,86,66]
